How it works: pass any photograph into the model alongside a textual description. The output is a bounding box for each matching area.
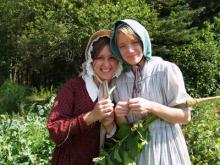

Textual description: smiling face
[116,31,143,66]
[92,45,118,83]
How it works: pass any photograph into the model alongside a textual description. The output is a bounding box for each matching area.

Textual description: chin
[129,61,140,65]
[99,76,112,81]
[127,58,141,65]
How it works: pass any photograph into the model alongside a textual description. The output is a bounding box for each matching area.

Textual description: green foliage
[94,101,220,165]
[146,0,202,57]
[26,95,56,117]
[184,101,220,164]
[0,62,9,86]
[0,0,158,87]
[172,22,220,97]
[0,80,30,114]
[0,99,54,164]
[1,0,220,97]
[27,86,56,103]
[188,0,220,25]
[94,123,142,165]
[22,87,56,118]
[144,1,220,97]
[0,79,56,116]
[93,115,156,165]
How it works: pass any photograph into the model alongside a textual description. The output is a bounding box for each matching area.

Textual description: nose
[103,58,111,67]
[127,44,135,53]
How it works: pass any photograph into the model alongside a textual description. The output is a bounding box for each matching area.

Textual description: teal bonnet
[110,19,152,71]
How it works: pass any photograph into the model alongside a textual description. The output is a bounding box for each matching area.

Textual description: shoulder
[111,71,128,85]
[149,56,180,72]
[64,76,84,86]
[61,77,85,92]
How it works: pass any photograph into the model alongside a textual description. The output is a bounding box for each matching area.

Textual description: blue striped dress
[112,57,191,165]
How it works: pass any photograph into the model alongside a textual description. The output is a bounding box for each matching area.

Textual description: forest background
[0,0,219,164]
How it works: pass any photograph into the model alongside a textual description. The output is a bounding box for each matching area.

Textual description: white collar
[82,74,99,102]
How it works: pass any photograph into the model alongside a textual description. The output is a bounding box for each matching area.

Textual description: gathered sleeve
[47,79,95,146]
[163,62,192,110]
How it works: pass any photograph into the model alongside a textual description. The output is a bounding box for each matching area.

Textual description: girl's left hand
[128,97,153,115]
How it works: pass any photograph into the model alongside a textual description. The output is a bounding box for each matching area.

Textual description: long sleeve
[47,77,99,145]
[47,77,100,165]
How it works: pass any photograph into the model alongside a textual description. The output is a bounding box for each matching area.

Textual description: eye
[132,40,139,45]
[94,56,103,60]
[109,56,117,60]
[118,45,126,49]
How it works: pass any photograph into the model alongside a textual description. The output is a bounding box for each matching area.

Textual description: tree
[0,0,219,96]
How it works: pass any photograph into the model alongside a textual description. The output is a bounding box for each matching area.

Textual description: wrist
[83,110,96,125]
[104,122,114,133]
[147,101,157,113]
[106,122,117,138]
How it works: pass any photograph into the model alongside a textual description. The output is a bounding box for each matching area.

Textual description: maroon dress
[47,77,100,165]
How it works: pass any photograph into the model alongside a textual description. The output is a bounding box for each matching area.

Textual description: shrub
[171,20,220,97]
[184,101,220,164]
[0,98,55,164]
[0,80,30,114]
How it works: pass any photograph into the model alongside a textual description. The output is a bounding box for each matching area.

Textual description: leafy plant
[0,80,30,114]
[94,116,158,165]
[0,98,55,164]
[184,101,220,164]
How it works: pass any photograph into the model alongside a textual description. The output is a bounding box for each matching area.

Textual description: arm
[149,103,190,124]
[47,80,91,145]
[128,63,191,124]
[47,80,77,145]
[128,98,190,124]
[48,99,114,146]
[83,99,114,125]
[47,80,114,145]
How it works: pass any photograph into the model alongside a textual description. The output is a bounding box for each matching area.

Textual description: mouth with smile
[128,53,137,57]
[101,68,111,73]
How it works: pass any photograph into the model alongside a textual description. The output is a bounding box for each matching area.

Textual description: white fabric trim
[82,74,98,102]
[100,122,117,148]
[85,37,99,77]
[99,125,106,148]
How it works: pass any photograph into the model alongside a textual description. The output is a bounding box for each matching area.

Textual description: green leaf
[107,157,114,165]
[127,133,139,157]
[116,124,132,139]
[114,149,122,162]
[124,152,136,165]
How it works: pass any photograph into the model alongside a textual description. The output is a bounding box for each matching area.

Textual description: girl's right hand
[92,99,114,121]
[115,101,130,117]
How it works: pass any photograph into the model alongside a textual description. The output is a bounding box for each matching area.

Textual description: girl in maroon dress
[47,30,122,165]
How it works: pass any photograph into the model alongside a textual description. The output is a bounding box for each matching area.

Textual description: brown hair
[91,36,110,59]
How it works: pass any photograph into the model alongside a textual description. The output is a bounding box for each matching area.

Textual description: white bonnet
[81,29,122,78]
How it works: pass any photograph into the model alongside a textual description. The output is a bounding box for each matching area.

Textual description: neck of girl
[131,57,145,73]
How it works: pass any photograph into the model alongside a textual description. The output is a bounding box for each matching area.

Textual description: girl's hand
[115,101,130,117]
[92,99,114,121]
[128,97,153,115]
[101,110,114,127]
